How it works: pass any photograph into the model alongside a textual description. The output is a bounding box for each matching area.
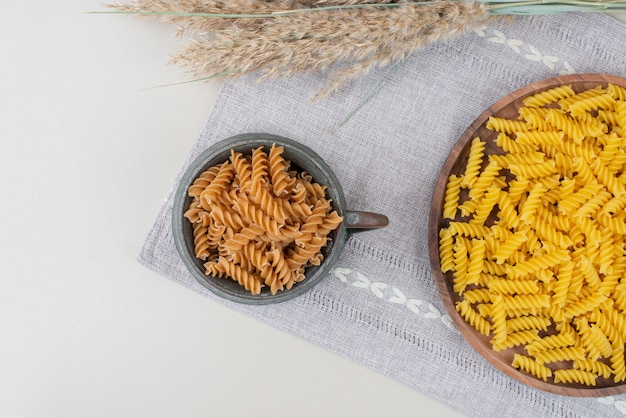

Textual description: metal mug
[172,133,388,304]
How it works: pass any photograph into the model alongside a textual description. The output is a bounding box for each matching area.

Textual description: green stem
[137,71,239,91]
[485,0,626,13]
[90,3,440,19]
[92,0,626,18]
[336,56,406,130]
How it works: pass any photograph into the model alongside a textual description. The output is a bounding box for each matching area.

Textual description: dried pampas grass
[106,0,626,97]
[107,0,490,97]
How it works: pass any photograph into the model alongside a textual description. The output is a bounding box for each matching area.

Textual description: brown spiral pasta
[184,144,343,295]
[269,144,295,197]
[248,183,288,224]
[188,164,221,198]
[230,150,253,191]
[206,256,263,295]
[234,195,281,236]
[200,162,235,207]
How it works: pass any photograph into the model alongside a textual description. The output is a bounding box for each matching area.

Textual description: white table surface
[1,2,624,417]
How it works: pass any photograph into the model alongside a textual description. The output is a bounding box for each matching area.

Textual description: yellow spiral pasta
[185,144,342,295]
[492,330,540,352]
[490,151,546,168]
[608,83,626,101]
[470,186,500,226]
[492,230,526,264]
[461,138,485,188]
[590,309,621,344]
[533,346,585,364]
[554,369,597,386]
[438,229,455,273]
[451,241,469,294]
[488,279,538,295]
[616,102,626,130]
[525,332,576,356]
[569,94,616,119]
[439,82,626,387]
[611,339,626,382]
[573,189,611,220]
[559,85,606,111]
[448,222,491,238]
[462,288,491,304]
[515,130,564,147]
[495,132,534,154]
[588,325,613,358]
[605,308,626,341]
[523,113,554,131]
[512,354,553,381]
[574,358,613,379]
[591,158,625,196]
[507,250,569,278]
[522,84,575,108]
[490,294,507,345]
[558,182,604,216]
[506,316,551,333]
[468,161,502,200]
[509,161,557,179]
[486,116,528,134]
[465,239,486,290]
[456,300,491,336]
[564,292,608,319]
[528,216,573,250]
[545,109,586,143]
[598,109,620,127]
[443,174,462,219]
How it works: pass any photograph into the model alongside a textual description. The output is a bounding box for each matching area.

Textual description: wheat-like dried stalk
[105,0,625,97]
[109,0,491,97]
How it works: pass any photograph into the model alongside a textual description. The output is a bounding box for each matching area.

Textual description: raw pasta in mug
[184,144,343,295]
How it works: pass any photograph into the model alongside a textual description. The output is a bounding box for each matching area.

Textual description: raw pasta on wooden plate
[429,74,626,396]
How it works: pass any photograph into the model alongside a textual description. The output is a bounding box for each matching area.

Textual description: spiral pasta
[185,144,342,295]
[554,369,597,386]
[438,82,626,387]
[522,84,575,108]
[512,354,553,382]
[200,162,235,207]
[443,174,462,219]
[461,138,485,188]
[485,117,528,134]
[268,144,296,196]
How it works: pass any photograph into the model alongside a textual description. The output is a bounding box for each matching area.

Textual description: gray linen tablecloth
[140,13,626,417]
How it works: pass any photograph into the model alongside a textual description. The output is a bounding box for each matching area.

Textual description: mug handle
[343,211,389,232]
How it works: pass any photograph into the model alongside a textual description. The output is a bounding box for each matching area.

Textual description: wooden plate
[428,74,626,396]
